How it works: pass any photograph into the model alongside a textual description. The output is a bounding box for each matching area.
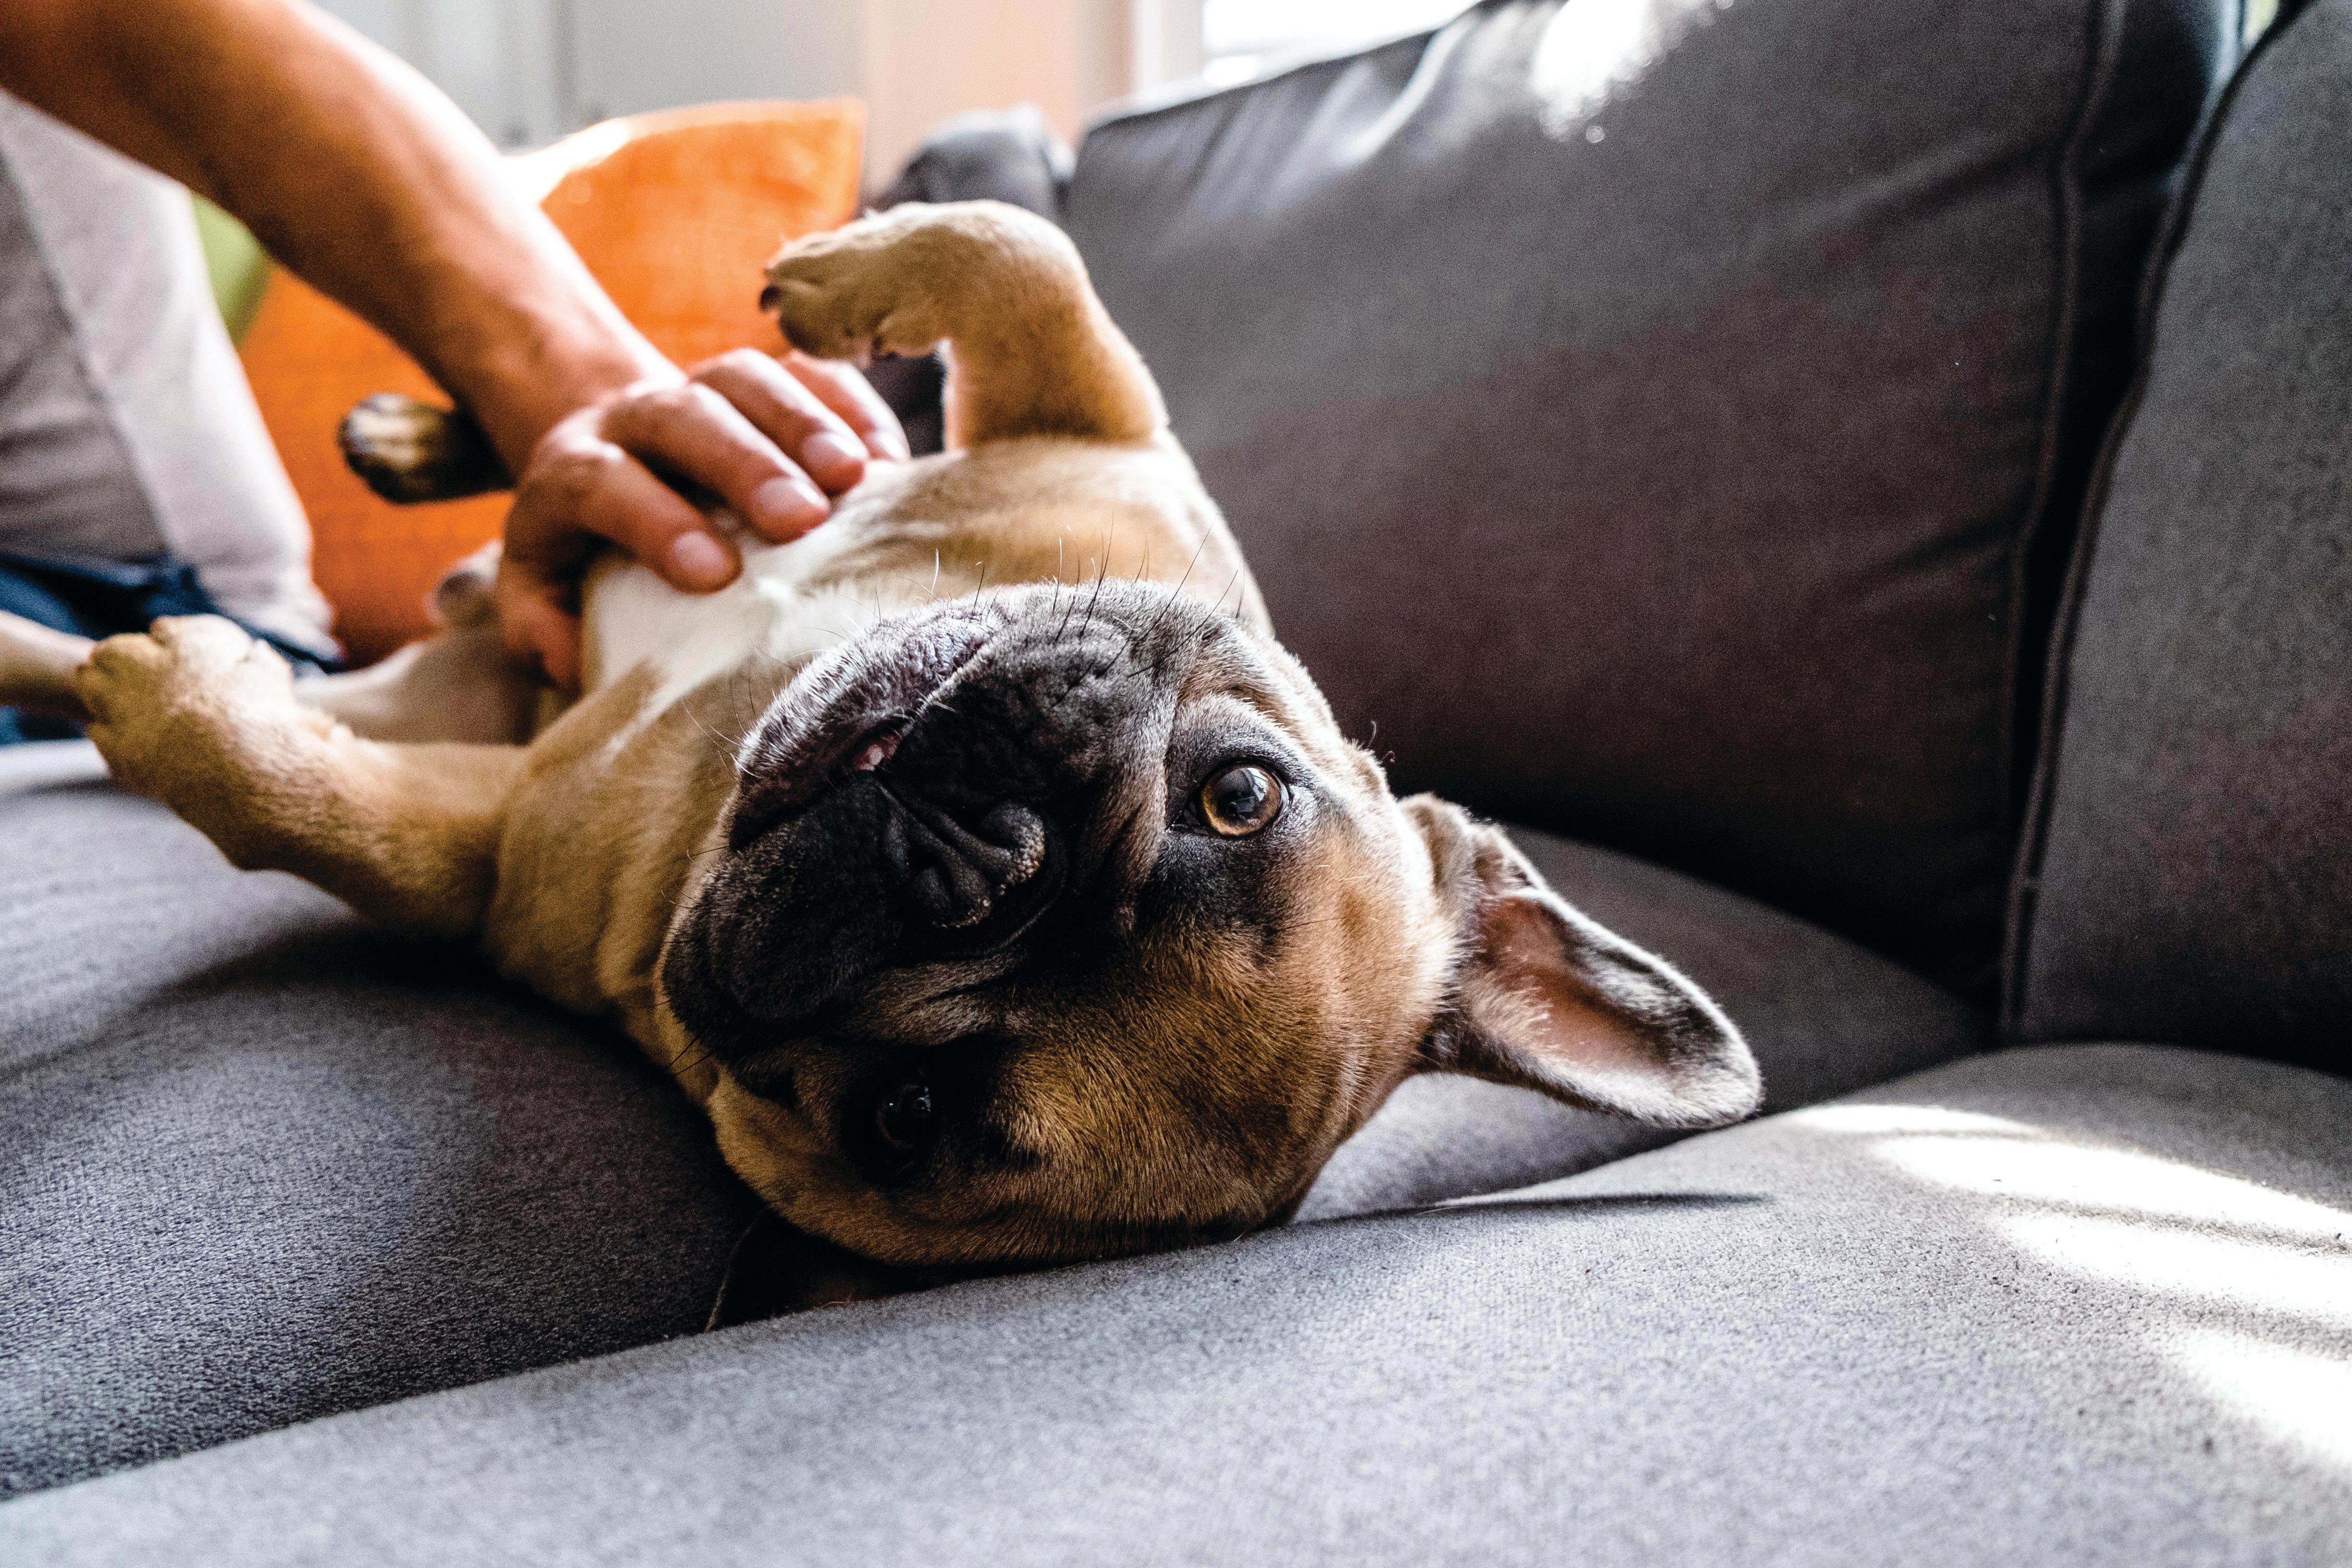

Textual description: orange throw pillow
[238,99,864,664]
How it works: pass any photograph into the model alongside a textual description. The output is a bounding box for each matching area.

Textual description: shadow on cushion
[1300,822,1989,1219]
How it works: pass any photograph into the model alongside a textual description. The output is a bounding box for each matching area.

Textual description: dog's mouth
[728,613,996,851]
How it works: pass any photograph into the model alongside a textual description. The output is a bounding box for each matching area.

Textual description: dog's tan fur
[0,201,1759,1274]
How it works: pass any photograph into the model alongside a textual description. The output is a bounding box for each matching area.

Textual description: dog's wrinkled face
[662,582,1759,1271]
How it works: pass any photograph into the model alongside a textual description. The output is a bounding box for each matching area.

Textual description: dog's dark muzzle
[727,614,1001,852]
[664,768,1071,1060]
[883,792,1054,936]
[663,584,1191,1061]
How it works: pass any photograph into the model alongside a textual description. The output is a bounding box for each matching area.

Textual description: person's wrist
[461,312,677,476]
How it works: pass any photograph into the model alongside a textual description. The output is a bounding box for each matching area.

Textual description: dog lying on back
[0,201,1759,1274]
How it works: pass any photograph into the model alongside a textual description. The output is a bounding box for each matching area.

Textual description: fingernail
[802,431,865,484]
[665,530,737,589]
[873,428,912,462]
[751,475,828,533]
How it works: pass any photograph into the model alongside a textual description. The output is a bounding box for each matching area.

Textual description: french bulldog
[0,200,1759,1279]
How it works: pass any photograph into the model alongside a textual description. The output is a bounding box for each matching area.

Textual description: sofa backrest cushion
[2009,0,2352,1061]
[1062,0,2230,987]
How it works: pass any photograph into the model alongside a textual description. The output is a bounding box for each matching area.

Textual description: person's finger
[600,381,830,541]
[693,349,870,496]
[509,437,742,593]
[782,352,911,462]
[492,553,583,692]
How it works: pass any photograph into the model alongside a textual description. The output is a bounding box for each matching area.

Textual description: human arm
[0,0,905,685]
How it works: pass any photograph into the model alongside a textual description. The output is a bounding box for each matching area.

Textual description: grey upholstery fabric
[1301,821,1985,1218]
[0,745,759,1499]
[0,95,332,658]
[872,103,1069,218]
[2010,0,2352,1064]
[1063,0,2232,989]
[8,1043,2346,1566]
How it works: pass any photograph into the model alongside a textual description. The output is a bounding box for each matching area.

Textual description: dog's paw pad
[760,210,947,363]
[75,616,319,811]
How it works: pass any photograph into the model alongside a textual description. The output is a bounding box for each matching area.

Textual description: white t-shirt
[0,92,335,659]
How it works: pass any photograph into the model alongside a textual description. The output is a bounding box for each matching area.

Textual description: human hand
[497,349,908,688]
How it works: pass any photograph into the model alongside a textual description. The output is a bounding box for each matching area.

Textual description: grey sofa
[6,0,2350,1561]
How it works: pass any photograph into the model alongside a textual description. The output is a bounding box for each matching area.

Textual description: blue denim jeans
[0,553,332,743]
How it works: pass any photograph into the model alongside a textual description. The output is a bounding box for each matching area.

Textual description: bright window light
[1200,0,1470,84]
[1820,1097,2352,1476]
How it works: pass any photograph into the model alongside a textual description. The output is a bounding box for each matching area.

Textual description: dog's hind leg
[74,615,521,938]
[762,200,1164,449]
[296,545,546,745]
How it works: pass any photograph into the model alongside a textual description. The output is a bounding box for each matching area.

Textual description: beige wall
[573,0,864,129]
[319,0,1204,183]
[858,0,1149,181]
[573,0,1154,183]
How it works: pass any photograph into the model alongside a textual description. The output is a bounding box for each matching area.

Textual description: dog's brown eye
[1200,764,1284,837]
[875,1082,936,1152]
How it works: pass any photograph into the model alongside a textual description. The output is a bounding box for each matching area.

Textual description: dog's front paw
[760,205,955,365]
[76,617,331,858]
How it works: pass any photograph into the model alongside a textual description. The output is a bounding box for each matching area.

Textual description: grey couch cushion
[0,744,760,1499]
[2009,0,2352,1062]
[9,1043,2346,1566]
[1302,821,1985,1218]
[1064,0,2231,989]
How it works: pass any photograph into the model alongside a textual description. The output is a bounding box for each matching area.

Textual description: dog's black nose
[883,797,1049,931]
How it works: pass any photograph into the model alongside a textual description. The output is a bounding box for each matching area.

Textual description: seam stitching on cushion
[1998,0,2305,1040]
[1993,0,2126,863]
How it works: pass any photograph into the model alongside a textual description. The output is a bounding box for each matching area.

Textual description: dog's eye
[1199,763,1284,837]
[875,1081,937,1153]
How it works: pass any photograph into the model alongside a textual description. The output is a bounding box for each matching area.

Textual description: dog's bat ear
[1405,796,1761,1128]
[338,393,511,504]
[705,1211,932,1330]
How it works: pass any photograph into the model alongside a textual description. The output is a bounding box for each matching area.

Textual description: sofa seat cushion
[1302,820,1986,1218]
[2010,0,2352,1063]
[0,744,760,1499]
[1064,0,2232,989]
[8,1044,2345,1565]
[0,744,1979,1496]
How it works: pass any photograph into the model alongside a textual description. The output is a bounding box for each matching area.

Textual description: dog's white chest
[583,514,907,708]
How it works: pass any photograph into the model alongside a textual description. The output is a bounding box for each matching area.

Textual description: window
[1199,0,1471,86]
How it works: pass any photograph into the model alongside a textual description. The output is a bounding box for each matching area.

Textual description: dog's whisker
[1054,548,1089,645]
[1214,565,1245,619]
[1140,534,1211,640]
[1078,535,1113,637]
[678,698,744,763]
